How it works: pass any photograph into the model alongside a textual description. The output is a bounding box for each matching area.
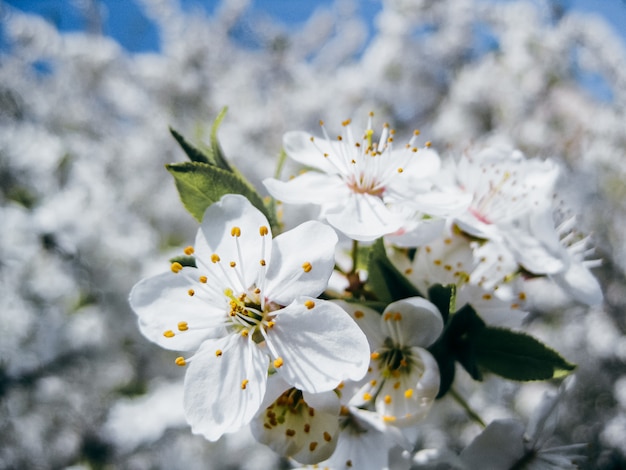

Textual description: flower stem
[350,239,359,275]
[449,387,486,428]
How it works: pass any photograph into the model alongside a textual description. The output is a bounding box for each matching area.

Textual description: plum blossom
[129,194,370,441]
[264,115,470,242]
[336,297,442,426]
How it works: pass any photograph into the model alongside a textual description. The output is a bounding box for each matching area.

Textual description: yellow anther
[404,389,414,399]
[304,423,311,433]
[285,429,296,437]
[354,310,364,319]
[260,259,266,266]
[267,321,275,328]
[405,268,413,275]
[184,246,194,255]
[519,292,527,301]
[337,381,345,389]
[309,442,318,452]
[384,395,392,404]
[397,167,403,173]
[444,264,453,271]
[412,147,418,153]
[273,357,284,368]
[199,275,207,283]
[310,136,315,142]
[370,379,377,386]
[342,119,351,126]
[414,129,420,135]
[308,408,315,417]
[434,259,442,266]
[425,141,432,147]
[393,312,402,321]
[177,321,189,331]
[384,312,393,321]
[304,300,315,310]
[254,287,261,294]
[163,330,175,338]
[230,261,236,268]
[188,289,195,296]
[371,352,380,360]
[211,254,220,263]
[383,415,397,423]
[241,379,249,390]
[400,358,408,367]
[393,381,401,389]
[363,392,372,401]
[319,120,325,126]
[444,238,452,244]
[511,303,520,310]
[215,349,223,357]
[231,226,241,237]
[337,135,343,141]
[323,431,332,442]
[171,262,183,273]
[175,357,186,366]
[482,293,493,300]
[241,330,249,337]
[259,225,269,236]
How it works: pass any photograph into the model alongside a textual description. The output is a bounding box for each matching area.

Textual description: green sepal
[366,238,423,304]
[169,255,197,268]
[208,107,232,171]
[474,327,576,381]
[166,161,278,229]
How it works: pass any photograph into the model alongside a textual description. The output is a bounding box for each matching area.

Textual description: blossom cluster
[130,115,602,468]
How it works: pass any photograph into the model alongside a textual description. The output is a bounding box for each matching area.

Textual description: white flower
[264,116,469,242]
[503,207,603,306]
[336,297,442,426]
[129,194,370,441]
[459,382,586,470]
[250,375,340,465]
[392,230,528,327]
[445,143,559,243]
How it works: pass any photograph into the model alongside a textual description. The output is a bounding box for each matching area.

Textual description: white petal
[183,334,268,441]
[331,300,385,351]
[283,131,338,173]
[326,193,405,241]
[381,297,444,348]
[460,419,526,470]
[375,347,440,425]
[552,262,603,306]
[195,194,272,291]
[502,227,565,275]
[264,221,337,305]
[263,172,349,205]
[129,272,225,351]
[387,217,446,248]
[269,299,370,393]
[410,190,472,217]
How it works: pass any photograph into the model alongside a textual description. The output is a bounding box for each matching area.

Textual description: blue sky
[3,0,626,53]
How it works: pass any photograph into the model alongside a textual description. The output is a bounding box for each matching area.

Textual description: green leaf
[427,284,456,324]
[209,107,233,171]
[474,327,576,381]
[169,127,211,165]
[169,255,197,268]
[166,161,278,228]
[366,238,423,303]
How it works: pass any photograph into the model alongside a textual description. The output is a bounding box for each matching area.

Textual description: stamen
[404,389,414,398]
[187,289,195,296]
[177,321,189,331]
[175,357,186,366]
[184,246,194,255]
[199,275,207,283]
[211,254,220,263]
[230,261,236,268]
[163,330,175,338]
[171,262,183,273]
[304,300,315,310]
[231,227,241,237]
[273,357,284,368]
[215,349,223,357]
[354,310,364,319]
[259,226,269,236]
[384,395,392,404]
[241,379,249,390]
[285,429,296,437]
[302,261,312,273]
[309,442,318,452]
[323,431,332,442]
